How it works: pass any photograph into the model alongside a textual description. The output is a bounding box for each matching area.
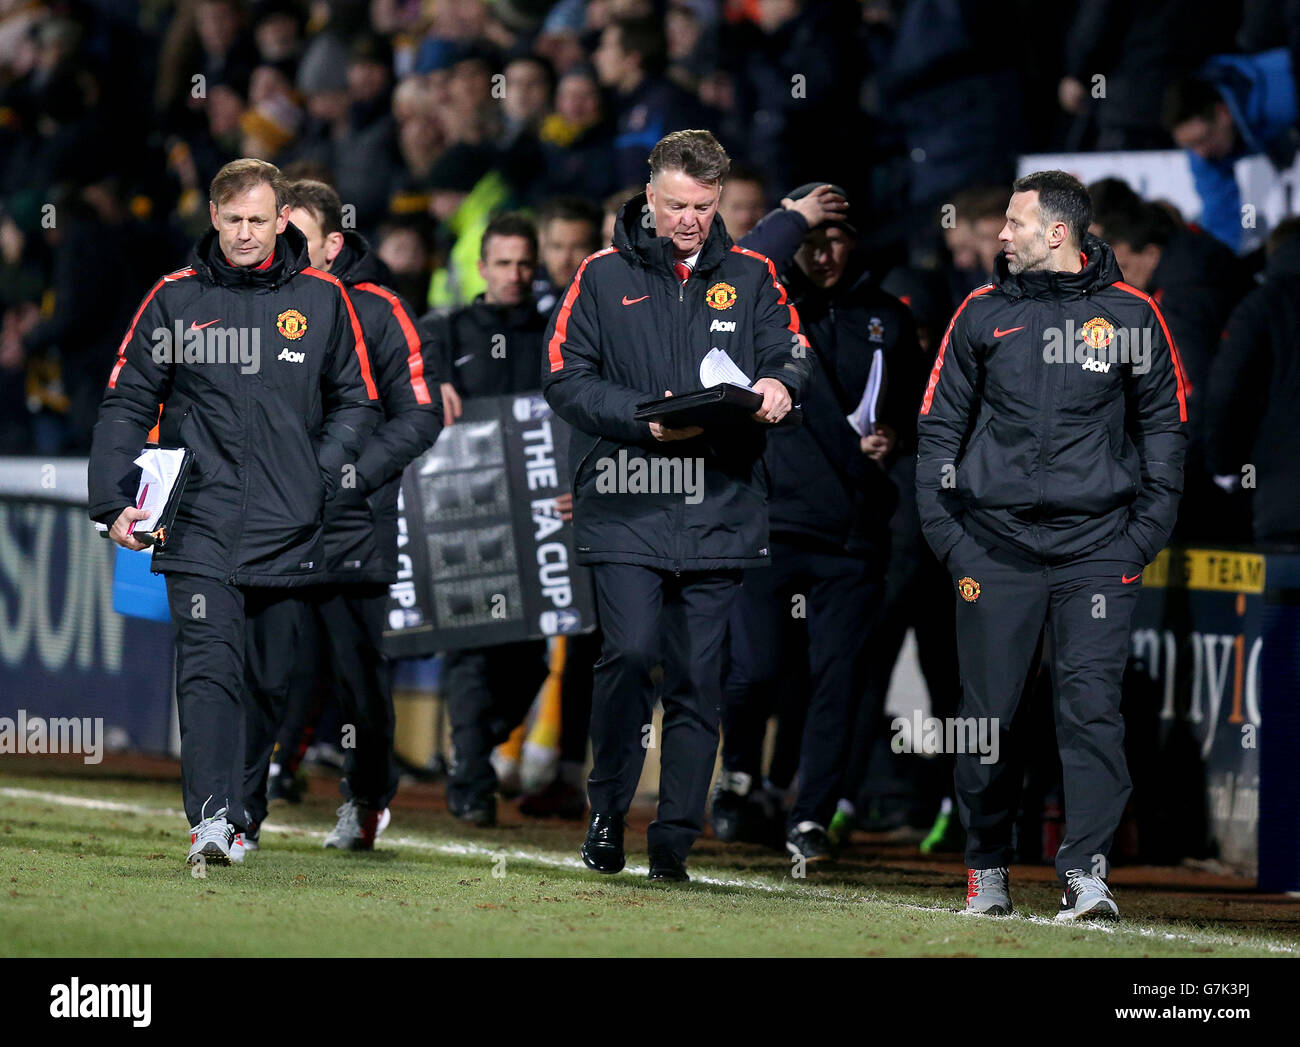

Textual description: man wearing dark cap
[715,182,925,861]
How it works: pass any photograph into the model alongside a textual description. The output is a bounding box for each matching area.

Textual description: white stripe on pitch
[0,786,1293,954]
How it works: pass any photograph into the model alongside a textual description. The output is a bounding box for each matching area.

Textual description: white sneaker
[187,798,233,866]
[1055,869,1119,922]
[323,801,390,850]
[229,828,259,863]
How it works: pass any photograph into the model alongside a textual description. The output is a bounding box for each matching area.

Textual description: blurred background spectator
[0,0,1296,539]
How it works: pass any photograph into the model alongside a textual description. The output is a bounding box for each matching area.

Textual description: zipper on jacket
[1033,305,1060,560]
[227,373,252,584]
[668,262,685,574]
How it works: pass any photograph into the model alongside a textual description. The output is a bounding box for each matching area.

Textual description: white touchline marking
[1,786,1294,954]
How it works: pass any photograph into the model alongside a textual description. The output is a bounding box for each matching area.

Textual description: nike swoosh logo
[189,319,222,330]
[993,326,1025,338]
[1122,572,1142,584]
[622,295,650,305]
[454,354,474,367]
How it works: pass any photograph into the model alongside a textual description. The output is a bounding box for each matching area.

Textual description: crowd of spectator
[2,0,1298,552]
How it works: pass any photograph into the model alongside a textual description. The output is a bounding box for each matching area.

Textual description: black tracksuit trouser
[243,585,400,828]
[444,640,550,810]
[589,563,741,861]
[165,574,303,831]
[948,533,1143,881]
[722,538,880,829]
[559,631,600,766]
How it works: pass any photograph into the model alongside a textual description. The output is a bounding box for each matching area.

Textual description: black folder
[138,446,195,547]
[100,446,196,548]
[633,384,803,428]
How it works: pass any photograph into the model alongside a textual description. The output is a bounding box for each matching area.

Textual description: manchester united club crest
[1080,316,1114,349]
[958,577,981,603]
[276,308,308,340]
[705,282,737,310]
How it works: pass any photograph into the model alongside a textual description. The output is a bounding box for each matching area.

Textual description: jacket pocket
[573,434,615,496]
[955,414,997,500]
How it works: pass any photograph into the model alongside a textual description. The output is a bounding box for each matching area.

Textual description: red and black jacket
[324,232,443,584]
[87,224,380,587]
[542,194,812,571]
[916,235,1188,566]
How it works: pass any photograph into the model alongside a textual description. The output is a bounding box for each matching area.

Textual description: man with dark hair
[943,185,1011,296]
[1205,217,1300,547]
[917,170,1188,920]
[716,164,768,241]
[88,158,380,866]
[542,129,812,881]
[1162,54,1299,250]
[593,17,705,186]
[534,196,603,315]
[422,212,553,826]
[235,178,442,853]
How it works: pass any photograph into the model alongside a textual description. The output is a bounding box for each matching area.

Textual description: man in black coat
[917,171,1187,921]
[424,212,553,827]
[1205,217,1300,547]
[237,179,442,855]
[542,130,812,881]
[89,159,379,866]
[716,184,924,861]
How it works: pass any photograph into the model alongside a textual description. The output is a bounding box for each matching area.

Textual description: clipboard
[633,383,803,428]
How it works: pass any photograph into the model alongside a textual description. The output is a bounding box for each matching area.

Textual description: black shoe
[739,785,787,848]
[581,812,625,873]
[786,821,835,863]
[647,845,689,882]
[449,793,497,828]
[710,775,746,842]
[268,772,304,805]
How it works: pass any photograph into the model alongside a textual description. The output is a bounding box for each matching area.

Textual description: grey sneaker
[1054,869,1119,922]
[323,800,390,850]
[964,867,1013,915]
[187,798,233,866]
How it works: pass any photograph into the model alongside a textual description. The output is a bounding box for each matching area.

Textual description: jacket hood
[191,222,311,287]
[994,233,1122,300]
[613,191,734,275]
[329,230,395,287]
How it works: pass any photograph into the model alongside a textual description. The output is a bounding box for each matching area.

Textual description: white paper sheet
[128,447,189,535]
[846,348,885,437]
[699,347,753,389]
